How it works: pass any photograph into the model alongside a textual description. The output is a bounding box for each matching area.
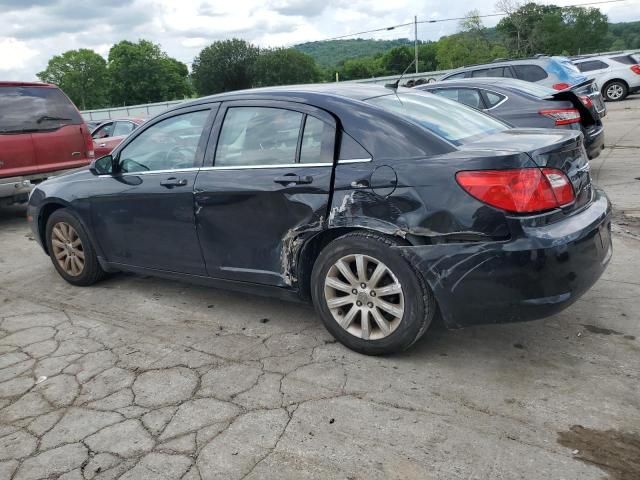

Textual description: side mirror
[89,155,114,176]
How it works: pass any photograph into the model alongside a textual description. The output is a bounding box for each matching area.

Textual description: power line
[316,0,628,43]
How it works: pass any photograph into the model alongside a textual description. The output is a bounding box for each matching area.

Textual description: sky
[1,0,639,80]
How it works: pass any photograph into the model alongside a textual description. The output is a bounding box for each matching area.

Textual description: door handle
[274,174,313,185]
[98,143,106,148]
[160,177,188,188]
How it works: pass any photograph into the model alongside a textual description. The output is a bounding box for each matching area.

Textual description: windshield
[0,86,82,134]
[365,92,508,145]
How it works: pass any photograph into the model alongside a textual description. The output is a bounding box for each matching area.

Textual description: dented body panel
[28,84,612,330]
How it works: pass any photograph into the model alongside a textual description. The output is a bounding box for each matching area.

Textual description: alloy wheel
[51,222,85,277]
[606,83,624,100]
[324,254,404,340]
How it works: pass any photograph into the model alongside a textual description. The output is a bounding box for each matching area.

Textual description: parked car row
[438,53,640,102]
[27,82,612,355]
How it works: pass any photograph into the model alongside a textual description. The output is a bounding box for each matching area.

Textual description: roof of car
[0,81,57,88]
[418,77,553,92]
[179,83,403,109]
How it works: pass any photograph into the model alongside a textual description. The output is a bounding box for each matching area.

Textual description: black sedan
[415,78,606,159]
[27,85,612,355]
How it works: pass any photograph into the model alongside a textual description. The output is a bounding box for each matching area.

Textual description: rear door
[194,100,336,286]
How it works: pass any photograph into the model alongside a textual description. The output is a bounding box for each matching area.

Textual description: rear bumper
[583,124,605,159]
[398,188,612,328]
[0,168,85,202]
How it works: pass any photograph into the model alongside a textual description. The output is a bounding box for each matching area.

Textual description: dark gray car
[416,78,605,159]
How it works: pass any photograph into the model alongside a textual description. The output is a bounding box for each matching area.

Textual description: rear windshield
[365,92,508,145]
[506,81,556,98]
[0,86,82,134]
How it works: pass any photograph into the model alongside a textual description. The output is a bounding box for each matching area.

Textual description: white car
[573,53,640,101]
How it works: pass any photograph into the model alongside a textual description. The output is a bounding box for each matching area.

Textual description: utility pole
[414,15,419,74]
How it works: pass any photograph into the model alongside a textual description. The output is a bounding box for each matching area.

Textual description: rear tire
[602,80,628,102]
[311,231,435,355]
[45,208,106,286]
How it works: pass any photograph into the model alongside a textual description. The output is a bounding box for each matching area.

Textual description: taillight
[539,108,581,125]
[630,65,640,75]
[83,126,95,159]
[579,95,593,108]
[455,168,575,213]
[552,82,571,90]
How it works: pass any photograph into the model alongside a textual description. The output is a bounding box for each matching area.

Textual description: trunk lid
[547,79,606,124]
[461,129,592,212]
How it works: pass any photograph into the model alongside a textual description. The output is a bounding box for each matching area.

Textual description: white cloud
[0,37,39,76]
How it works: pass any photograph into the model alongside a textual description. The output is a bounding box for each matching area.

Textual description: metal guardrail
[80,69,454,121]
[81,99,186,121]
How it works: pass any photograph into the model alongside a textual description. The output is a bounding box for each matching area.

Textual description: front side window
[215,107,303,167]
[513,64,549,82]
[118,110,210,173]
[112,121,136,137]
[0,86,83,134]
[92,122,114,139]
[366,92,508,145]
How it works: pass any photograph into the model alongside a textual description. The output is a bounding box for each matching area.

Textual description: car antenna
[385,59,416,90]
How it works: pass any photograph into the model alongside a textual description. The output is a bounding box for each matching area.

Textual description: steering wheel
[165,145,197,169]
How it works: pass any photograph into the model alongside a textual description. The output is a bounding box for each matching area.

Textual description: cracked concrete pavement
[1,98,639,480]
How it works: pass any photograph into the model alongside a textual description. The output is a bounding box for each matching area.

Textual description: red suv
[0,82,94,205]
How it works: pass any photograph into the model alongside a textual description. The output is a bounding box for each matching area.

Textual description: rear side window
[112,121,136,137]
[513,65,549,82]
[299,116,334,164]
[0,86,82,134]
[339,133,370,160]
[216,107,302,167]
[432,88,484,109]
[443,72,466,80]
[610,55,636,65]
[484,91,506,108]
[576,60,609,72]
[471,67,513,78]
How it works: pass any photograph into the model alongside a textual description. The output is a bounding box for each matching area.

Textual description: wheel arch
[38,201,69,254]
[602,78,629,97]
[295,226,413,301]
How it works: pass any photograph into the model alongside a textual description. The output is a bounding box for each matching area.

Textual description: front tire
[45,208,106,286]
[602,80,628,102]
[311,232,435,355]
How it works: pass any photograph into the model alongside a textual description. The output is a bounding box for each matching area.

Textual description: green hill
[294,38,414,67]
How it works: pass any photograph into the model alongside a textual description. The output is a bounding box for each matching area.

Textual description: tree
[418,42,438,72]
[254,48,320,87]
[337,57,384,80]
[108,40,192,106]
[496,2,609,56]
[436,11,508,69]
[191,39,259,95]
[37,49,109,110]
[380,46,414,75]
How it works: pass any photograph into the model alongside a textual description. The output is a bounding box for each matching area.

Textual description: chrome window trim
[480,89,509,111]
[201,162,333,171]
[97,158,373,176]
[338,158,372,164]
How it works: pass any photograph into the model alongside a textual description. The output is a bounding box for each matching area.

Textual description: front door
[194,101,336,286]
[91,107,215,274]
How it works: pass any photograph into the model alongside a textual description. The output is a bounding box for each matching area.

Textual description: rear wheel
[602,80,628,101]
[46,209,106,286]
[311,232,435,355]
